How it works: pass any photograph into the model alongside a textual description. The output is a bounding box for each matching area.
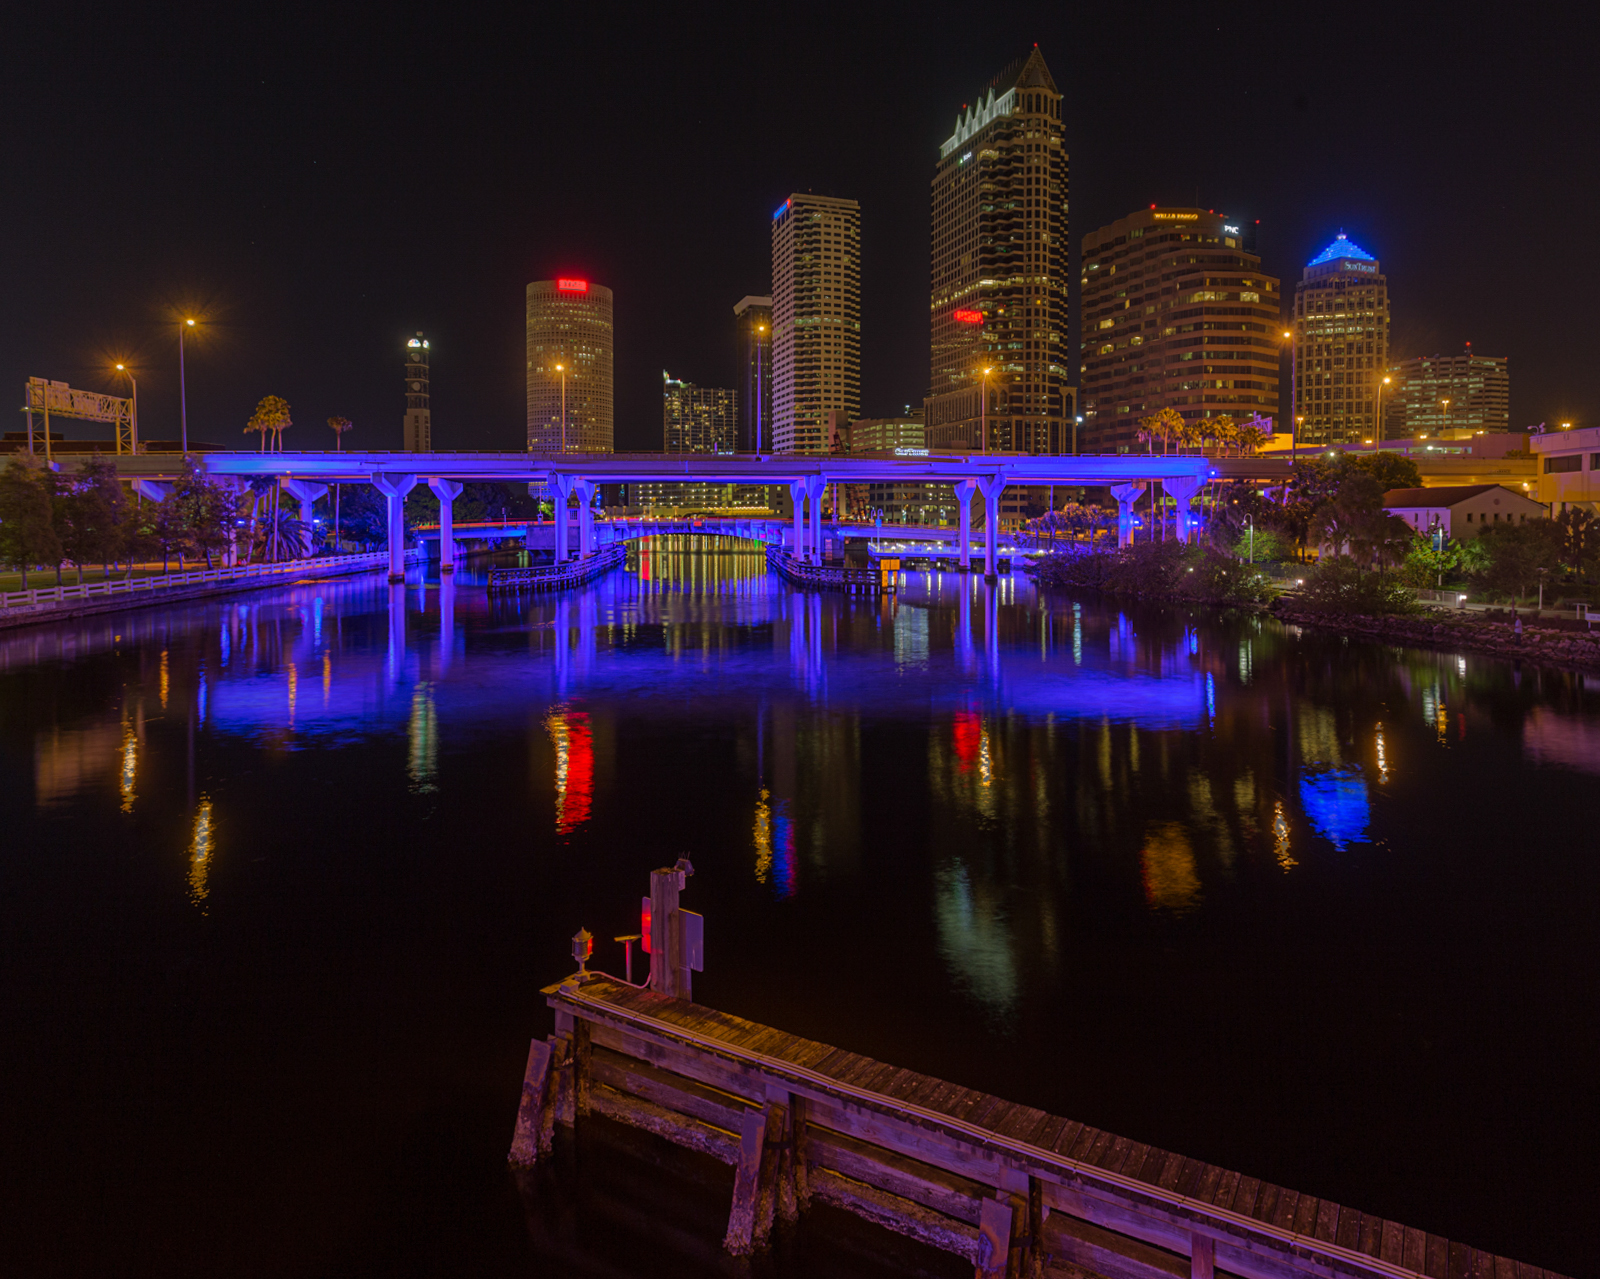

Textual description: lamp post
[555,363,567,453]
[1283,328,1296,461]
[980,366,993,454]
[179,318,196,453]
[114,364,139,454]
[755,323,767,453]
[1073,413,1083,455]
[1439,398,1451,435]
[1372,375,1391,452]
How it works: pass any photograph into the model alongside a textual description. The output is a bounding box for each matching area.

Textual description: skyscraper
[926,48,1072,454]
[1079,208,1281,452]
[403,332,431,451]
[1291,234,1390,448]
[1384,343,1509,439]
[526,278,614,453]
[662,371,737,454]
[771,194,860,454]
[734,295,772,453]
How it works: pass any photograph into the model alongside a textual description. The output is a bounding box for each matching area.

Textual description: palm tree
[1207,415,1237,457]
[247,396,291,454]
[328,416,353,552]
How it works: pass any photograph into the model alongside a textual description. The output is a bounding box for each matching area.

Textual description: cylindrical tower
[526,279,614,454]
[404,331,431,451]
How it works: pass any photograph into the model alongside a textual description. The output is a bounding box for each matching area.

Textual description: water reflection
[408,682,438,793]
[933,860,1019,1020]
[1299,767,1370,851]
[545,706,593,835]
[188,798,214,911]
[1141,823,1201,914]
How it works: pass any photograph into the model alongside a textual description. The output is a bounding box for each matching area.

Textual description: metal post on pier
[647,858,701,1001]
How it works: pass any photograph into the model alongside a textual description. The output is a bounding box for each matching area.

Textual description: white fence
[0,550,412,614]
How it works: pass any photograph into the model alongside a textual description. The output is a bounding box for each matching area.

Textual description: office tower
[1385,343,1509,439]
[1079,208,1281,453]
[1291,234,1390,447]
[771,194,860,454]
[403,332,431,451]
[926,47,1072,454]
[734,295,773,452]
[662,371,737,453]
[526,278,614,453]
[848,414,927,453]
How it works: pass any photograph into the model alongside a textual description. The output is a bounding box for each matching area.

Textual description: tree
[1551,507,1599,576]
[1207,415,1237,456]
[338,484,387,549]
[169,457,240,569]
[1474,524,1549,602]
[246,395,292,453]
[63,456,129,579]
[0,459,62,587]
[1347,450,1422,492]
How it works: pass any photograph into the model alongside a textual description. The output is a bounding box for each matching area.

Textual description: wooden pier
[487,542,626,593]
[766,545,891,594]
[510,870,1568,1279]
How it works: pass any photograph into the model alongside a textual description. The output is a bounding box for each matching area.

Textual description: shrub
[1027,540,1273,606]
[1291,558,1418,615]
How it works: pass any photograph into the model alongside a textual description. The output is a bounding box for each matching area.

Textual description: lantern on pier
[571,927,594,980]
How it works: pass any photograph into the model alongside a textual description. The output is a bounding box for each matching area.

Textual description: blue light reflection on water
[1298,766,1371,850]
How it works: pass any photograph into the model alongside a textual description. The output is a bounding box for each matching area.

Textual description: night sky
[5,2,1594,453]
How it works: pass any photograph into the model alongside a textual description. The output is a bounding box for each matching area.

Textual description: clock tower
[404,332,431,451]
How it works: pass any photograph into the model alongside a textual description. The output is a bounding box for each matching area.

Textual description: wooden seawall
[510,869,1566,1279]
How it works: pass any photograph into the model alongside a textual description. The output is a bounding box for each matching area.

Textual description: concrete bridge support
[573,479,596,558]
[550,474,577,563]
[806,476,826,564]
[372,472,418,582]
[428,479,464,572]
[1111,483,1143,548]
[1162,475,1206,543]
[976,476,1006,579]
[280,478,329,557]
[954,479,976,571]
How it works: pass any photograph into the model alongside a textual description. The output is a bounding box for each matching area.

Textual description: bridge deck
[517,974,1564,1278]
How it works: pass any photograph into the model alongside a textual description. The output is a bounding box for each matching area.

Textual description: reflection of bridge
[82,450,1214,582]
[415,517,1033,571]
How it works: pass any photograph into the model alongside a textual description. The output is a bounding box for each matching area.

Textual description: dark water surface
[3,540,1596,1277]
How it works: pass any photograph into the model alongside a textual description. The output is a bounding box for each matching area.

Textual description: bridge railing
[765,547,887,594]
[0,550,410,614]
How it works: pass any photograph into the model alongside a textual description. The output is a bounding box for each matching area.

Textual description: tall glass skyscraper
[927,48,1072,454]
[1291,235,1390,447]
[771,194,860,455]
[526,278,614,453]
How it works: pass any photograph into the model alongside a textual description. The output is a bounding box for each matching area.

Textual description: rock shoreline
[1272,605,1600,672]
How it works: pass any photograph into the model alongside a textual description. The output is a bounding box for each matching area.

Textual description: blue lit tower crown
[1291,234,1389,447]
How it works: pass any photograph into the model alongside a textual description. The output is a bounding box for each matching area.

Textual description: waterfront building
[1529,425,1600,513]
[734,296,773,453]
[1291,234,1390,448]
[1384,484,1546,540]
[771,194,860,454]
[527,278,614,453]
[1384,344,1509,439]
[927,48,1073,455]
[403,332,431,451]
[662,371,737,455]
[1079,208,1281,454]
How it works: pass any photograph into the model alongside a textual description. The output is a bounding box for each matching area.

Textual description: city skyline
[5,8,1591,453]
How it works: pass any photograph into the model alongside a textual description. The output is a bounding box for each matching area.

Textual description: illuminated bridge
[83,450,1216,581]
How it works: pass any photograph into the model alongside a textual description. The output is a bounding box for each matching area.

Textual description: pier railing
[487,543,627,593]
[0,550,403,614]
[765,546,888,594]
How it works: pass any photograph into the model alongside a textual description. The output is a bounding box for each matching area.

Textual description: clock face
[410,380,423,392]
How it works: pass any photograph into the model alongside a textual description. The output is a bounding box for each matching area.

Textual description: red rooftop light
[557,278,589,293]
[953,309,984,324]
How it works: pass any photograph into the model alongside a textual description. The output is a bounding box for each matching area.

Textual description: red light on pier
[953,309,984,324]
[557,278,589,293]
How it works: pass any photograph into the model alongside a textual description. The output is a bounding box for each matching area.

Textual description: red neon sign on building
[953,309,983,324]
[557,278,589,294]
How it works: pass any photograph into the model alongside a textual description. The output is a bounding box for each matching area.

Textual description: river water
[2,539,1595,1277]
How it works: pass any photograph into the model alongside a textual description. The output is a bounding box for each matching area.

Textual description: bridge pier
[976,476,1006,579]
[574,479,596,558]
[787,480,807,561]
[280,479,329,557]
[372,472,418,581]
[550,474,576,563]
[1163,475,1205,543]
[954,479,976,571]
[1110,482,1143,548]
[428,479,464,571]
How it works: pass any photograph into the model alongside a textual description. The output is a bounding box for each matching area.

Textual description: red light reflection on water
[546,708,594,835]
[952,710,982,773]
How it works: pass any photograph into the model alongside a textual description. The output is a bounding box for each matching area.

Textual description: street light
[114,363,139,453]
[1439,398,1451,433]
[1373,375,1391,452]
[554,363,567,452]
[980,366,993,454]
[1073,413,1083,455]
[179,318,197,452]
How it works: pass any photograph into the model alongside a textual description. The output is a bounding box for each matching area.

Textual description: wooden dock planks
[514,975,1568,1279]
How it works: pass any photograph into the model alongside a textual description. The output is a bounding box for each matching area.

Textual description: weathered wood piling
[511,868,1568,1279]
